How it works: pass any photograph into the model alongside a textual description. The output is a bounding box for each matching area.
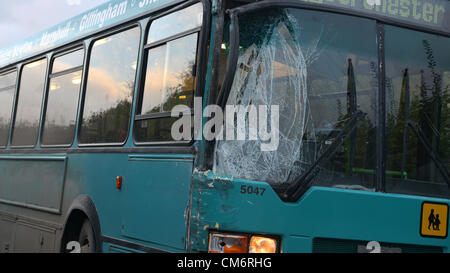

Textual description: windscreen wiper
[407,120,450,187]
[281,110,366,202]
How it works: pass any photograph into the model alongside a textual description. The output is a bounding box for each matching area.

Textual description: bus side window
[78,27,140,144]
[41,49,84,146]
[11,59,47,147]
[134,3,203,143]
[0,70,17,148]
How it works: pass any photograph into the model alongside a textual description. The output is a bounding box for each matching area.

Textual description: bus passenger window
[11,59,47,147]
[134,4,202,143]
[0,71,17,147]
[147,2,203,44]
[41,49,84,146]
[79,27,140,144]
[141,34,198,114]
[51,49,84,74]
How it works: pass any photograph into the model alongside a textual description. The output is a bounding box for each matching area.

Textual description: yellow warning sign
[420,202,448,238]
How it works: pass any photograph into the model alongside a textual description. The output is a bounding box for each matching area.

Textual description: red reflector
[116,176,122,190]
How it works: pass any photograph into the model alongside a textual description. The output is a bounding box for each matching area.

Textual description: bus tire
[78,219,97,253]
[61,195,102,253]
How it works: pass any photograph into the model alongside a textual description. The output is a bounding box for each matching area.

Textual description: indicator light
[209,233,248,253]
[116,176,122,190]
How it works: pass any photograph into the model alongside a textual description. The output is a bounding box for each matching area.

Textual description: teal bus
[0,0,449,253]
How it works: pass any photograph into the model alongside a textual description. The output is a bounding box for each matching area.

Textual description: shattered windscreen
[214,8,379,191]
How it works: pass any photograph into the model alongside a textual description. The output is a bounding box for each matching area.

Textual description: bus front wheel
[78,220,96,253]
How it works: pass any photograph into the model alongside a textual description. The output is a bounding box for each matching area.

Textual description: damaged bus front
[190,0,450,253]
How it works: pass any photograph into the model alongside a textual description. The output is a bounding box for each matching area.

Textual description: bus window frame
[132,0,209,147]
[133,29,201,146]
[76,23,142,148]
[0,68,18,149]
[40,45,85,149]
[10,56,49,149]
[49,45,85,75]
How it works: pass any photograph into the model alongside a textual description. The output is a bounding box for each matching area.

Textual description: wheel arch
[60,194,102,253]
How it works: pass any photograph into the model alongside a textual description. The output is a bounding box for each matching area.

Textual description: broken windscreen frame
[214,7,379,199]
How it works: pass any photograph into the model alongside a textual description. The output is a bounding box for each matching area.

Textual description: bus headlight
[208,232,279,253]
[249,236,278,253]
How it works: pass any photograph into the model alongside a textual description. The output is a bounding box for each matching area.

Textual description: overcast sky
[0,0,109,49]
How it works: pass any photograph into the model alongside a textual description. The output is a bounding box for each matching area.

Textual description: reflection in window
[385,26,450,199]
[214,9,378,191]
[11,59,47,146]
[0,71,16,89]
[141,34,198,114]
[52,49,84,74]
[136,117,193,142]
[0,71,17,147]
[147,2,203,44]
[42,49,84,145]
[79,27,140,144]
